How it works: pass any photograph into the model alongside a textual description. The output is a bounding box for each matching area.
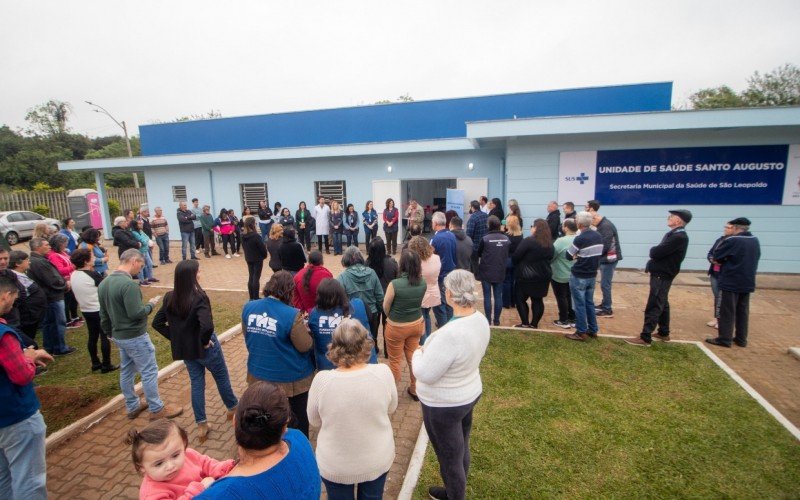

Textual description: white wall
[506,128,800,273]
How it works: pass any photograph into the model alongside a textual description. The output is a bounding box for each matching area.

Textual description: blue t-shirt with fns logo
[308,298,378,370]
[242,297,314,383]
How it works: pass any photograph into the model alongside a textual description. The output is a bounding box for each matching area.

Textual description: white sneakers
[225,254,231,259]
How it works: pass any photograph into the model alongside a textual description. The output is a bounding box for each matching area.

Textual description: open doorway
[401,178,456,234]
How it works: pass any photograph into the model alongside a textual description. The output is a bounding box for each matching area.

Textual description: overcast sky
[2,0,799,138]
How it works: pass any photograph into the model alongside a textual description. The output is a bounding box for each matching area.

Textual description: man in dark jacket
[587,200,622,318]
[562,202,577,221]
[465,201,488,273]
[0,250,44,351]
[111,216,140,258]
[449,216,473,271]
[477,216,510,326]
[546,201,561,241]
[707,217,761,348]
[27,238,75,355]
[626,210,691,346]
[176,201,198,260]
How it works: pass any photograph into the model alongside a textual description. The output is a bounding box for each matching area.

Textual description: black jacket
[706,235,727,276]
[153,291,213,361]
[279,235,307,273]
[512,237,554,284]
[27,252,66,302]
[477,231,511,283]
[713,232,761,293]
[242,232,267,264]
[266,238,283,271]
[595,217,622,263]
[546,210,561,241]
[645,227,689,280]
[176,209,196,234]
[112,225,140,258]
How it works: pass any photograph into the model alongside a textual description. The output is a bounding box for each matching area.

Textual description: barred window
[171,185,187,202]
[315,180,346,207]
[240,183,269,210]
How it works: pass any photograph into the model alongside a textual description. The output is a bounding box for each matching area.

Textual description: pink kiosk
[67,189,104,232]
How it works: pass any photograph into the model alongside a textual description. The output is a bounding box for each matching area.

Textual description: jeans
[156,234,170,263]
[113,334,164,414]
[433,279,453,328]
[42,300,67,354]
[422,396,480,500]
[0,411,47,500]
[247,261,264,300]
[421,307,432,345]
[598,261,618,312]
[83,311,111,368]
[718,290,750,346]
[332,232,343,254]
[640,275,672,342]
[345,230,359,248]
[180,231,196,260]
[481,281,503,325]
[140,251,153,282]
[183,335,238,423]
[570,274,598,334]
[259,222,272,244]
[709,274,721,319]
[322,471,388,500]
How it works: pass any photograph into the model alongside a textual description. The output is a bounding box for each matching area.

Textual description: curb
[398,423,430,500]
[789,347,800,362]
[45,323,242,452]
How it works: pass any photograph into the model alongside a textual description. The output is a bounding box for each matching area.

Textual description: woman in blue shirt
[362,200,379,249]
[197,381,320,500]
[308,279,377,370]
[79,228,109,276]
[242,271,314,436]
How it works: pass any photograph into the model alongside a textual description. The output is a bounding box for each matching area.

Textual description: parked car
[0,211,61,245]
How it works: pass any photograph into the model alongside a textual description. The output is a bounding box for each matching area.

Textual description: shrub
[32,204,50,217]
[107,199,121,219]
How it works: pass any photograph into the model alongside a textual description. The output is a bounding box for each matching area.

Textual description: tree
[374,94,415,105]
[688,63,800,109]
[84,136,141,159]
[25,100,73,136]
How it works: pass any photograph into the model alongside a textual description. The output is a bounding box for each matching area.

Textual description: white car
[0,211,61,245]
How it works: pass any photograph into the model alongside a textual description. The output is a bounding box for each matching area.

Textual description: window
[240,183,269,211]
[172,185,187,202]
[6,213,24,222]
[315,180,346,207]
[22,212,43,221]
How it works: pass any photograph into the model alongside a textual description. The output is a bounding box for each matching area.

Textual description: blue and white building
[59,82,800,273]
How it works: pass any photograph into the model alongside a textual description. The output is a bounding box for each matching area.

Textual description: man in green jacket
[98,249,182,421]
[199,205,220,258]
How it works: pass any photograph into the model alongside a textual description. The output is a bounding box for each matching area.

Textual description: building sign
[559,145,798,205]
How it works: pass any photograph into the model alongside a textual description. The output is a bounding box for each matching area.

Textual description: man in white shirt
[479,196,490,214]
[313,196,331,254]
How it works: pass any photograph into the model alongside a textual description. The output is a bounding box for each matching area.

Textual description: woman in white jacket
[412,269,490,500]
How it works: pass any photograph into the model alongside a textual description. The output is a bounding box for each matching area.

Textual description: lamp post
[85,101,139,188]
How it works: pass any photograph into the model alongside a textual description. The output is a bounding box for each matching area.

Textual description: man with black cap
[706,217,761,348]
[626,209,691,346]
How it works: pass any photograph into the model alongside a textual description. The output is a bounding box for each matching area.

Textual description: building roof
[139,82,673,155]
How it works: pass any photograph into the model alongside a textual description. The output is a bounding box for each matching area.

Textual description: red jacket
[292,265,333,313]
[138,448,234,499]
[47,251,75,280]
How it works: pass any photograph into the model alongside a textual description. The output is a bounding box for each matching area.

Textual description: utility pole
[85,101,139,188]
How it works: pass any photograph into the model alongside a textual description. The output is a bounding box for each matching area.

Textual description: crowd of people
[0,192,763,500]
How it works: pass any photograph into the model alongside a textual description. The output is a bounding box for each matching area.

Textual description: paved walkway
[41,241,800,498]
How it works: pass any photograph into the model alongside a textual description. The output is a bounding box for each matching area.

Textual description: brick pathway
[41,241,800,498]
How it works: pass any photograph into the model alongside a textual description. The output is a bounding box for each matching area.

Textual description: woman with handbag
[511,218,554,328]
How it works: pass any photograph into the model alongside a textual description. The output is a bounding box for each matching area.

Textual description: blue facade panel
[140,82,672,156]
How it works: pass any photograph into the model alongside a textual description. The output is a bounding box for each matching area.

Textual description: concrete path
[40,241,800,498]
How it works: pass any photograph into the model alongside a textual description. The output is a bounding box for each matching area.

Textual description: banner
[559,145,794,205]
[446,189,465,214]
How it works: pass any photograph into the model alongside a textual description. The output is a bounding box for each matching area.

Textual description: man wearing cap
[706,217,761,348]
[626,209,691,347]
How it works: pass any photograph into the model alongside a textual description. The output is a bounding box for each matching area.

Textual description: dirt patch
[36,386,106,433]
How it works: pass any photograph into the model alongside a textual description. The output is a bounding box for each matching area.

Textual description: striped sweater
[567,229,603,279]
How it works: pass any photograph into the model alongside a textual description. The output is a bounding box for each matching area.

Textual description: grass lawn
[414,329,800,498]
[35,288,249,435]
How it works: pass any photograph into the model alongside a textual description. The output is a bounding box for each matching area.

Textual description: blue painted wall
[143,148,505,242]
[506,128,800,274]
[140,83,672,156]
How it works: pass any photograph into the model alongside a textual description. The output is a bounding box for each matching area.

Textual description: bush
[107,199,121,219]
[31,204,50,217]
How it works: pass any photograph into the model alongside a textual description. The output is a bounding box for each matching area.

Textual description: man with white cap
[626,209,691,347]
[706,217,761,348]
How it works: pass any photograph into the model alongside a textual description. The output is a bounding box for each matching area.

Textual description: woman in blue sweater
[197,381,320,500]
[362,200,379,249]
[242,271,314,436]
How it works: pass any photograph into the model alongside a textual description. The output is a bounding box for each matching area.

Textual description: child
[127,419,235,499]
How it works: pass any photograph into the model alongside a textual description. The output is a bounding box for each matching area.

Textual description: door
[372,179,401,242]
[456,178,489,216]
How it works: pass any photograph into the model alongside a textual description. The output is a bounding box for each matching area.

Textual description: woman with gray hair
[411,269,491,500]
[307,318,397,499]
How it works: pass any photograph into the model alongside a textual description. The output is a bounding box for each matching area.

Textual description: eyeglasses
[724,225,733,229]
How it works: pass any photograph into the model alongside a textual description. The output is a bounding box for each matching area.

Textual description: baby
[127,419,235,499]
